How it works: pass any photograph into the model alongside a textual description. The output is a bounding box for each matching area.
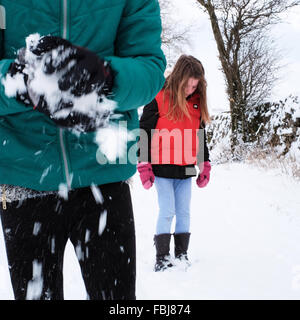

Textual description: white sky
[167,0,300,115]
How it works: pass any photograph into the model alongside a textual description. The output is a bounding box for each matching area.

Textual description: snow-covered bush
[205,111,232,163]
[206,96,300,178]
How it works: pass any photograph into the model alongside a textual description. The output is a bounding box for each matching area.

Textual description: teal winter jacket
[0,0,166,191]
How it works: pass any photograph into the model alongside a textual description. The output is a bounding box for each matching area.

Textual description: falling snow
[90,184,103,204]
[32,222,41,236]
[98,210,107,236]
[25,260,43,300]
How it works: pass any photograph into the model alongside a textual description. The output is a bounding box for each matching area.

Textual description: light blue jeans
[154,177,192,235]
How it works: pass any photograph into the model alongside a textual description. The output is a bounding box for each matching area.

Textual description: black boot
[154,233,173,272]
[174,233,191,263]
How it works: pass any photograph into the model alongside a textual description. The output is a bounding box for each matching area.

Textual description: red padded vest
[151,89,201,165]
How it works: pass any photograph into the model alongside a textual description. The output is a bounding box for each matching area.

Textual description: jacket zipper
[59,0,71,189]
[62,0,68,39]
[2,185,7,210]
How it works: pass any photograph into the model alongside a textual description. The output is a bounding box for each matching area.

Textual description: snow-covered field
[1,162,300,300]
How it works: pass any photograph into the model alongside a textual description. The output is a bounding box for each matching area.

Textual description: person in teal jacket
[0,0,166,300]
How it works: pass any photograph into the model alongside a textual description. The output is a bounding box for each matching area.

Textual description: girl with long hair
[138,55,211,271]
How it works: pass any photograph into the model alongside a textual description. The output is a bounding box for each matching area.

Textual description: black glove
[7,60,32,106]
[30,35,113,96]
[26,35,114,131]
[34,96,112,131]
[58,46,113,97]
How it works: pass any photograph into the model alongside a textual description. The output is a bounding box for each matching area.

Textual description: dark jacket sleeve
[204,128,210,162]
[198,121,210,163]
[138,98,159,162]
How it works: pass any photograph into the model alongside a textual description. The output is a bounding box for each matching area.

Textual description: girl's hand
[137,162,155,189]
[196,161,211,188]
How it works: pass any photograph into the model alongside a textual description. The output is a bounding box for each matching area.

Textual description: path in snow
[1,163,300,300]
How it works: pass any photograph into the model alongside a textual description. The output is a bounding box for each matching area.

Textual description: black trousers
[0,182,136,300]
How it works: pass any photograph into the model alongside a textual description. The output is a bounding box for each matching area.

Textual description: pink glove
[196,161,211,188]
[137,162,155,189]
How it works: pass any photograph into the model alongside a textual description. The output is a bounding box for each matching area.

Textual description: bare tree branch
[159,0,192,66]
[196,0,300,151]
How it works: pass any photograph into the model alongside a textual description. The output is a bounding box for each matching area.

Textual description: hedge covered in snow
[206,96,300,178]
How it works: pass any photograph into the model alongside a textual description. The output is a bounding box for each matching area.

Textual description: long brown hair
[163,55,210,124]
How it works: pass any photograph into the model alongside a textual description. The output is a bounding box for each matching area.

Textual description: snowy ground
[1,162,300,300]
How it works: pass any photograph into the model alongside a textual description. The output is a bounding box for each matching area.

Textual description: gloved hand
[137,162,155,190]
[6,55,32,106]
[13,35,114,131]
[58,47,113,97]
[29,35,113,97]
[196,161,211,188]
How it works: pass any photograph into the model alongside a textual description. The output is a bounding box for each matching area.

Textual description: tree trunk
[197,1,245,154]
